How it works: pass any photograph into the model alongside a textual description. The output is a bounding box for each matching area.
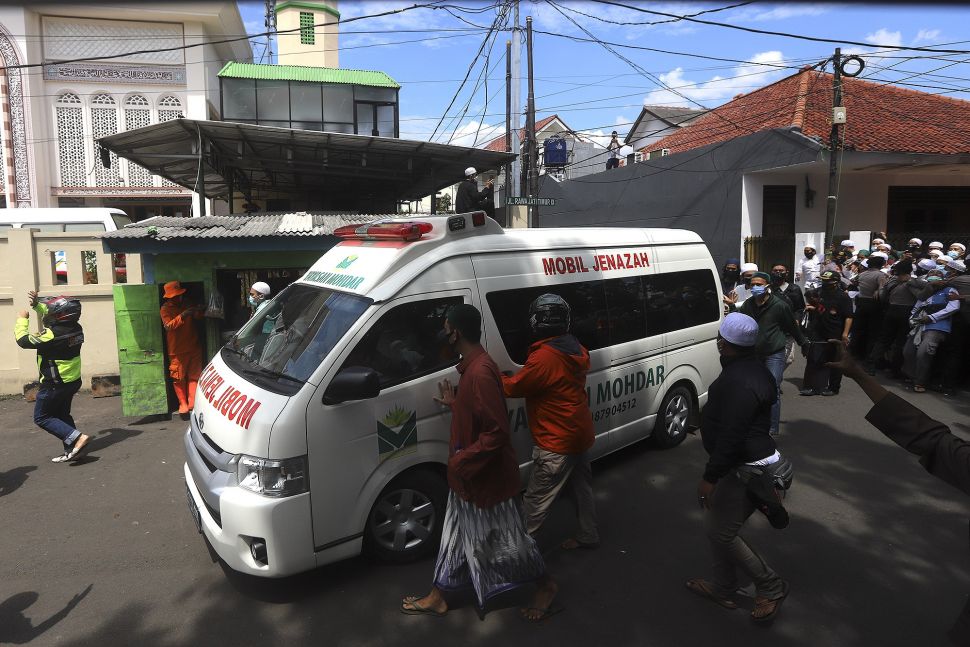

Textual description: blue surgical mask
[948,250,960,259]
[750,285,768,297]
[927,276,943,282]
[248,295,259,307]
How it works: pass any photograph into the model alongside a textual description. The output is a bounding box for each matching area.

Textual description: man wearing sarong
[401,304,558,622]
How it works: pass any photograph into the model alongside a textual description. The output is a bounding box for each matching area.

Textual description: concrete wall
[276,2,339,68]
[0,229,142,394]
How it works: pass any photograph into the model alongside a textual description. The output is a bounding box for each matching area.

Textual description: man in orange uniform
[159,281,204,414]
[502,294,599,550]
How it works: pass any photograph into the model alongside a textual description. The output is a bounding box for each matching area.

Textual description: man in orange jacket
[502,294,599,549]
[159,281,204,414]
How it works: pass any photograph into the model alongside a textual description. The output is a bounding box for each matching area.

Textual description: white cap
[908,238,922,246]
[918,258,938,272]
[878,244,892,251]
[719,312,759,347]
[930,249,944,258]
[740,262,759,273]
[841,239,855,247]
[946,258,967,273]
[464,166,477,177]
[929,241,944,250]
[871,238,885,245]
[251,281,271,296]
[951,242,966,253]
[870,251,889,260]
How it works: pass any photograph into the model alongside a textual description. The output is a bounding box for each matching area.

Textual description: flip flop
[685,578,738,610]
[751,580,790,624]
[401,596,446,617]
[560,538,600,550]
[520,604,563,623]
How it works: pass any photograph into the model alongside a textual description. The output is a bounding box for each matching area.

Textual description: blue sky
[236,2,970,150]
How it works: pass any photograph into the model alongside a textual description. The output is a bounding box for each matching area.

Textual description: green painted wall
[151,251,324,359]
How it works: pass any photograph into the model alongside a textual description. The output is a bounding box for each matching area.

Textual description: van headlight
[236,455,308,498]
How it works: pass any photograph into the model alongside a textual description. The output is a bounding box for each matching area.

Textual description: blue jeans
[33,381,82,449]
[763,350,786,435]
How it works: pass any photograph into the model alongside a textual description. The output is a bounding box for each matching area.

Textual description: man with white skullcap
[948,242,966,261]
[725,262,759,308]
[796,245,821,288]
[455,166,494,215]
[928,241,944,252]
[249,281,271,314]
[687,312,791,623]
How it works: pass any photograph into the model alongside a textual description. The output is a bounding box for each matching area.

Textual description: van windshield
[223,283,372,393]
[111,214,133,229]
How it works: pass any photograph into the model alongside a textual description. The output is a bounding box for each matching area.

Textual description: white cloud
[641,50,787,108]
[742,6,829,22]
[866,28,903,48]
[914,29,942,44]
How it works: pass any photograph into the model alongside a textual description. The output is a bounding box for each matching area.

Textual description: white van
[0,207,132,232]
[184,214,722,577]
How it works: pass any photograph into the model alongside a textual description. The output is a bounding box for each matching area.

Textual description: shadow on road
[0,466,36,498]
[82,427,144,454]
[0,585,92,645]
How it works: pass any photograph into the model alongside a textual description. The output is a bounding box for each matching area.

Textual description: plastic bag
[205,290,225,319]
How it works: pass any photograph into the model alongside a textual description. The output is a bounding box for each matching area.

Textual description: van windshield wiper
[237,365,305,385]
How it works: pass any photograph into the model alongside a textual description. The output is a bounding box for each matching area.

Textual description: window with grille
[300,11,315,45]
[90,95,121,187]
[157,96,184,187]
[124,95,152,186]
[55,93,86,187]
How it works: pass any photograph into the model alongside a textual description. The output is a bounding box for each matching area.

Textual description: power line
[552,0,754,27]
[589,0,970,55]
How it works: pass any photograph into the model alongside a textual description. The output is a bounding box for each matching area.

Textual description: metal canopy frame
[98,119,516,206]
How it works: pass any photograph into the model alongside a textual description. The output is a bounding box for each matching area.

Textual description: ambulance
[184,214,723,577]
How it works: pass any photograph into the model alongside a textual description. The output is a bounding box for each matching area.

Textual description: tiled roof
[641,105,708,126]
[218,62,399,88]
[102,212,384,241]
[644,68,970,156]
[483,114,561,152]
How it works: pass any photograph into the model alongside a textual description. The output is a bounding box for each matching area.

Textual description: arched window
[123,94,152,186]
[55,93,86,187]
[90,94,121,187]
[158,95,184,122]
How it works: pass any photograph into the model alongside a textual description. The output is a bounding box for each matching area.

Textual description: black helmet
[44,297,82,324]
[528,293,570,335]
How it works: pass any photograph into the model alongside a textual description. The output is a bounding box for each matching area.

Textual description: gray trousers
[523,447,599,544]
[706,471,785,600]
[903,328,947,386]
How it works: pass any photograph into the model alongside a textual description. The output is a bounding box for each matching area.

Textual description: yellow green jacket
[14,302,84,384]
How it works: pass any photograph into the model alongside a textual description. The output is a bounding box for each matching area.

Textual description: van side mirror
[323,366,380,405]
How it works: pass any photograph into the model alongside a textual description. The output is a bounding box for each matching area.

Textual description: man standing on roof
[15,291,91,463]
[160,281,204,415]
[606,131,621,170]
[502,294,599,551]
[454,167,494,215]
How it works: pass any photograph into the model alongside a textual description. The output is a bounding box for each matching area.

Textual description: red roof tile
[644,68,970,156]
[483,114,561,151]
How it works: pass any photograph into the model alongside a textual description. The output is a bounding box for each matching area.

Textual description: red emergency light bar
[333,221,434,242]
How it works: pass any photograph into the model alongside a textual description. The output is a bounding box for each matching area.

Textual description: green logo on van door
[336,255,359,270]
[378,405,417,462]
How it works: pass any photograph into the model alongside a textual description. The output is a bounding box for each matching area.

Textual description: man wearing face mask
[502,294,598,551]
[850,254,888,367]
[948,243,966,261]
[725,263,759,309]
[769,264,804,366]
[903,270,959,394]
[721,259,741,296]
[796,245,820,289]
[869,260,923,379]
[800,271,853,396]
[248,281,271,316]
[740,273,808,435]
[159,281,204,415]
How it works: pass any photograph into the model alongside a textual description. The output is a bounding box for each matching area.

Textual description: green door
[114,284,168,416]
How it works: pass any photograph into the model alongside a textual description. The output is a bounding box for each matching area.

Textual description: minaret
[275,1,339,67]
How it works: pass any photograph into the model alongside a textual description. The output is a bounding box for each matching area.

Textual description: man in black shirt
[454,167,494,215]
[687,313,789,624]
[800,271,854,396]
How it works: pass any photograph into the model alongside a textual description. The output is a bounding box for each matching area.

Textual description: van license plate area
[186,486,202,534]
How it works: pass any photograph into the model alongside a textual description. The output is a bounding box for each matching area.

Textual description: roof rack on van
[333,221,433,242]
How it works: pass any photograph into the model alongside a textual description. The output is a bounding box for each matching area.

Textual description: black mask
[723,269,739,280]
[821,282,837,290]
[771,272,787,283]
[804,251,816,259]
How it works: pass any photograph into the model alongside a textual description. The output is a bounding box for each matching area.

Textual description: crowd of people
[720,234,970,408]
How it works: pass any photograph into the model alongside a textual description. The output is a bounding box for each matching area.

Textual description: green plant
[382,405,412,427]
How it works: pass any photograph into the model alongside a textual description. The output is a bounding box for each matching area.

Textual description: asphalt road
[2,356,969,647]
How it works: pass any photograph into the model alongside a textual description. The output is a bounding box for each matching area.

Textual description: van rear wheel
[652,385,692,449]
[365,470,447,563]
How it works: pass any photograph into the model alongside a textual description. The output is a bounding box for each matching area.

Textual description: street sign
[507,196,556,206]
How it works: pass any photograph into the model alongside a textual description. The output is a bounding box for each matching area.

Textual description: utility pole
[525,15,537,227]
[509,1,521,202]
[824,48,843,257]
[505,39,512,228]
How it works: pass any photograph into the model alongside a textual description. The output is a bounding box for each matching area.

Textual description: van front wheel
[365,470,447,563]
[652,385,692,449]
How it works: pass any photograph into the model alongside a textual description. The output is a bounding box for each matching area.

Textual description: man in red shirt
[503,294,599,549]
[401,304,558,622]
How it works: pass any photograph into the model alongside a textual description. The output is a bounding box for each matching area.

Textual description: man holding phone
[800,271,853,396]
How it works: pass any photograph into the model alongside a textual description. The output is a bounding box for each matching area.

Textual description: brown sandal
[751,581,789,623]
[685,578,738,610]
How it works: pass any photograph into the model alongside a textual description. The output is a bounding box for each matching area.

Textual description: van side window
[339,297,463,388]
[486,282,610,364]
[487,269,719,363]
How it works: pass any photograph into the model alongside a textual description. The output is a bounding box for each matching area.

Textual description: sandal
[401,596,446,617]
[751,580,790,624]
[913,385,926,393]
[685,578,738,610]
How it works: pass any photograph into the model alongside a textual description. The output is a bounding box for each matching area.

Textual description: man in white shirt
[796,246,821,288]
